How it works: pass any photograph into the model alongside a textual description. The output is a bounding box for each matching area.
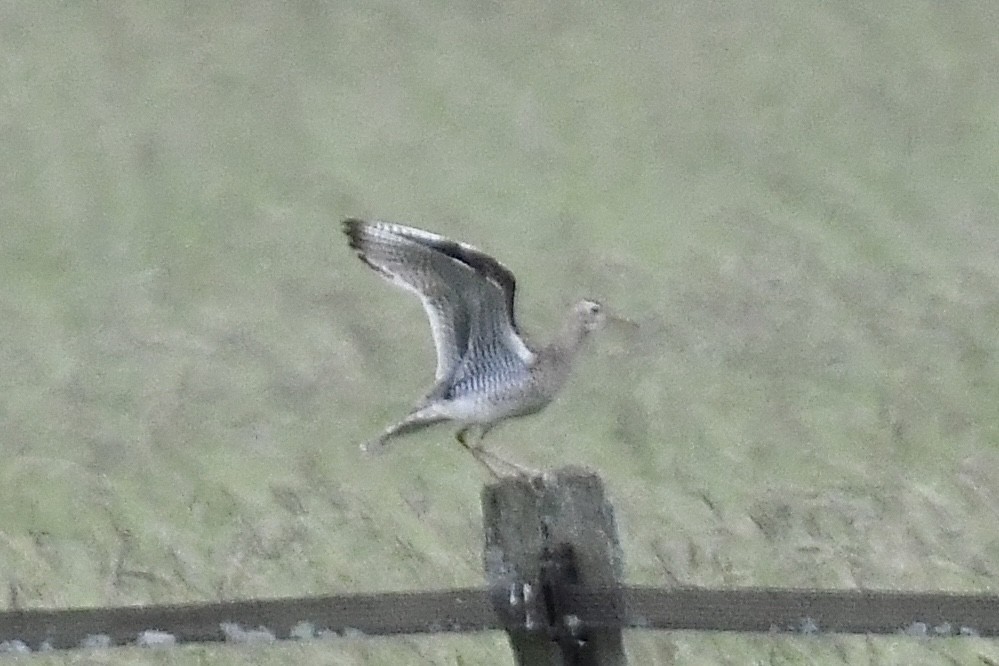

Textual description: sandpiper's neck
[536,308,593,387]
[557,309,594,356]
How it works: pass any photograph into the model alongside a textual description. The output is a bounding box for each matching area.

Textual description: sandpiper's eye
[589,303,601,314]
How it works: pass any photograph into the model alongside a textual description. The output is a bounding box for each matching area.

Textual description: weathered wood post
[482,466,627,666]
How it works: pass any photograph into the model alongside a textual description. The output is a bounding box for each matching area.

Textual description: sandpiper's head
[574,299,607,333]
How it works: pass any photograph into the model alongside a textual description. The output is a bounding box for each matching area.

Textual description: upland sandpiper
[343,218,616,476]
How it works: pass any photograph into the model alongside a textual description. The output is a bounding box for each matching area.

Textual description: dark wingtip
[342,218,365,251]
[341,218,389,277]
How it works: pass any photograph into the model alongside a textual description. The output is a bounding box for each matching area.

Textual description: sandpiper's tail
[358,404,449,455]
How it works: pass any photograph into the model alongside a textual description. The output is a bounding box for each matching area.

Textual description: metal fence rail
[2,585,997,653]
[0,588,495,652]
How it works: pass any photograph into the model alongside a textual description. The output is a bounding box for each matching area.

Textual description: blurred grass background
[1,1,998,663]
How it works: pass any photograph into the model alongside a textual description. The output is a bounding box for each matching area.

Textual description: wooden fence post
[482,466,627,666]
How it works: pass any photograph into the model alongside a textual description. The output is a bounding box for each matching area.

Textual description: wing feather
[343,219,535,384]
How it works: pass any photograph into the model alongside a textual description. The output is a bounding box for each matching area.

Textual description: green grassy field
[2,2,998,663]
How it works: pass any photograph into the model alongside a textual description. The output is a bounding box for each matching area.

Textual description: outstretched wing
[343,219,533,383]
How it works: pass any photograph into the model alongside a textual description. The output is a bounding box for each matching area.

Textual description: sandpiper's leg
[478,421,497,442]
[475,448,539,477]
[455,426,538,478]
[453,426,499,478]
[362,407,447,454]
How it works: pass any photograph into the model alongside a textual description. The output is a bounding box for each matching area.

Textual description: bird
[342,218,616,477]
